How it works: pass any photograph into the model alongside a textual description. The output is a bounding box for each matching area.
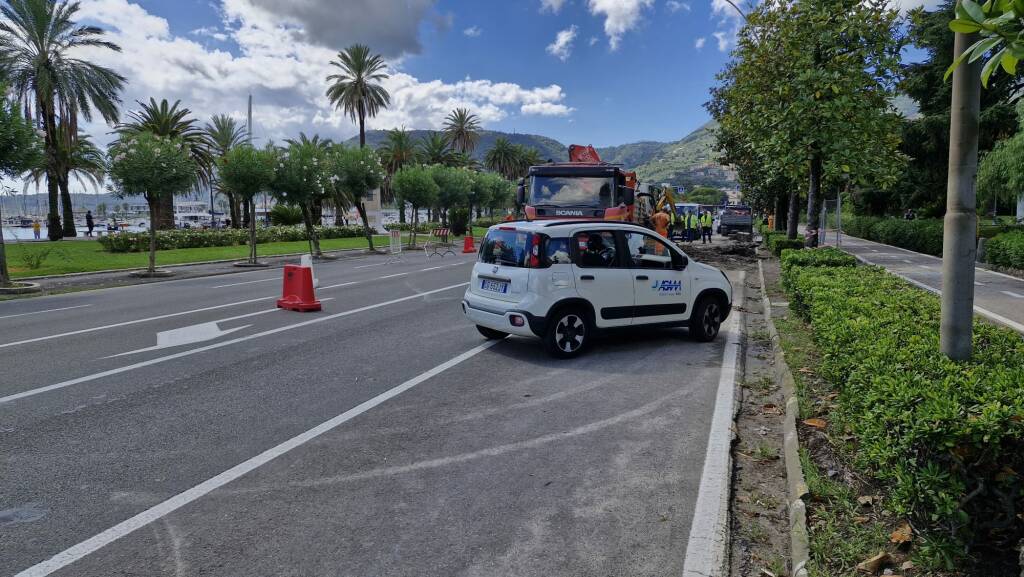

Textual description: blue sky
[64,0,935,151]
[68,0,750,149]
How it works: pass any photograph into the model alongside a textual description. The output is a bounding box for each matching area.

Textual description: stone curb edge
[757,257,811,577]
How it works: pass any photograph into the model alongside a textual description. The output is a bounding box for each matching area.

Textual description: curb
[757,257,810,577]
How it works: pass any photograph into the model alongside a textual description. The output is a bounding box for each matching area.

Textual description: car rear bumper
[462,297,538,338]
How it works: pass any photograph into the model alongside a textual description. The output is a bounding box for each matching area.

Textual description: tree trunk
[1016,193,1023,223]
[357,202,374,251]
[59,171,78,237]
[0,201,10,286]
[774,193,788,232]
[333,199,345,226]
[411,204,419,248]
[40,97,62,241]
[227,191,240,228]
[157,195,175,230]
[242,198,251,228]
[300,202,322,258]
[399,202,406,224]
[147,200,158,274]
[249,201,258,264]
[940,31,980,361]
[787,188,799,240]
[358,105,366,148]
[46,172,61,241]
[805,153,823,247]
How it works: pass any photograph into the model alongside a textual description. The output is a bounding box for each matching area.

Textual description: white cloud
[666,1,691,12]
[463,25,481,37]
[589,36,598,46]
[893,0,942,12]
[587,0,654,50]
[540,0,569,13]
[695,37,706,50]
[546,25,578,62]
[712,30,730,51]
[65,0,574,147]
[191,26,228,42]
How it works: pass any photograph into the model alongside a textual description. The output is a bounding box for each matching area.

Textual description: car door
[570,229,635,328]
[621,230,689,324]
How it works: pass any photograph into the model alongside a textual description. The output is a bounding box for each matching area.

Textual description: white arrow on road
[105,321,252,358]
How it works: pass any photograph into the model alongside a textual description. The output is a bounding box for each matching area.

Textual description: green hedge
[985,230,1024,270]
[782,260,1024,557]
[764,230,805,256]
[779,247,856,290]
[843,216,945,256]
[383,221,442,233]
[98,225,372,253]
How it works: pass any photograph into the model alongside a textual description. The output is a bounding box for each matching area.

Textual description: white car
[462,220,734,358]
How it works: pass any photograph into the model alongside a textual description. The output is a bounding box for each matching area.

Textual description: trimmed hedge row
[843,216,945,256]
[98,225,374,253]
[985,230,1024,270]
[779,247,856,290]
[763,230,805,256]
[781,251,1024,557]
[383,222,442,233]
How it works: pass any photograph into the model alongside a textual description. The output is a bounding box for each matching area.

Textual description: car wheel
[544,308,589,358]
[476,325,509,340]
[690,296,724,342]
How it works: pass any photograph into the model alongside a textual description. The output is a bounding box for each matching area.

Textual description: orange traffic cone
[462,233,476,253]
[276,264,321,312]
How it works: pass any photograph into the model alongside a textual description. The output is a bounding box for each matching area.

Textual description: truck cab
[519,164,636,222]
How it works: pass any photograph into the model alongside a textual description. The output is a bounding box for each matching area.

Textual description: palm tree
[203,115,247,227]
[0,0,125,239]
[417,132,459,166]
[326,44,390,148]
[116,98,213,229]
[23,130,104,195]
[377,127,417,223]
[443,108,481,156]
[285,132,333,149]
[516,145,543,177]
[484,137,520,181]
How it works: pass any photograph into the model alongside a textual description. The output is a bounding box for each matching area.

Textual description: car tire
[690,296,725,342]
[543,307,590,358]
[476,325,509,340]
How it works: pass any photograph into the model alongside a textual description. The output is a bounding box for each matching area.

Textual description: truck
[717,204,753,235]
[517,144,641,223]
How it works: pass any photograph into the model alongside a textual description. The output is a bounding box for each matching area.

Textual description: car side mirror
[673,254,688,271]
[619,186,635,206]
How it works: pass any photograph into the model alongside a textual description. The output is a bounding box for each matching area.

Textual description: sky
[45,0,941,152]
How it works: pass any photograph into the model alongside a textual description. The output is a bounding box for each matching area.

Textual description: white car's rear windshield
[479,229,534,268]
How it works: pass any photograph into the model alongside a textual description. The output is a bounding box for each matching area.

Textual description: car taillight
[529,234,540,268]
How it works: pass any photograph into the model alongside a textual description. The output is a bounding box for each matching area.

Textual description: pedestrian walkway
[826,233,1024,334]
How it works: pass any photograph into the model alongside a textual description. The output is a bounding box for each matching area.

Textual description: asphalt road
[831,233,1024,334]
[0,249,743,577]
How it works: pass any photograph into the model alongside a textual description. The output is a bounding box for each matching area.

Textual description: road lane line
[319,281,359,290]
[212,277,278,289]
[0,285,468,406]
[353,262,388,269]
[682,271,745,577]
[11,337,500,577]
[0,297,273,350]
[379,272,410,279]
[1001,290,1024,299]
[0,304,92,320]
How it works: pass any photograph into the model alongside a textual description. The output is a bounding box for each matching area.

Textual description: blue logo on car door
[651,280,682,294]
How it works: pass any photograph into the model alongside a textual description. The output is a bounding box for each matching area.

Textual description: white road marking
[1001,290,1024,299]
[0,297,273,350]
[319,281,359,290]
[379,272,410,279]
[902,259,914,264]
[10,338,500,577]
[919,265,932,271]
[420,266,443,271]
[0,284,468,406]
[211,277,277,289]
[870,249,879,252]
[108,322,252,357]
[353,262,388,269]
[0,304,92,320]
[682,271,744,577]
[975,282,985,286]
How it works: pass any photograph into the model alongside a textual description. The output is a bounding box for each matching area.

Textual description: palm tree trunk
[242,198,251,228]
[45,172,61,241]
[357,201,374,251]
[59,171,78,237]
[410,204,419,248]
[147,200,158,274]
[227,191,240,228]
[358,105,366,148]
[40,96,62,241]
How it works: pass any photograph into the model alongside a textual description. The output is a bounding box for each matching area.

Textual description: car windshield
[530,176,614,208]
[479,229,533,267]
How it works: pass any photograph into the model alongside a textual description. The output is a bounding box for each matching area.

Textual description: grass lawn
[3,227,489,278]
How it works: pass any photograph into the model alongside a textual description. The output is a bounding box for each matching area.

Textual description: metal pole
[247,94,253,144]
[940,32,980,361]
[836,190,842,248]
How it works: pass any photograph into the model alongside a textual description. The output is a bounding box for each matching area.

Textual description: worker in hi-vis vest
[700,211,713,244]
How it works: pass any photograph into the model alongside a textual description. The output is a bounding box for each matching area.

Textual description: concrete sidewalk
[826,233,1024,334]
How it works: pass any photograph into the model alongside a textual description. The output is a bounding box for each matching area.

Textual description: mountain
[347,129,568,162]
[630,120,737,189]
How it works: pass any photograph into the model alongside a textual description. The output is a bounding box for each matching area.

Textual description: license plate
[481,279,509,294]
